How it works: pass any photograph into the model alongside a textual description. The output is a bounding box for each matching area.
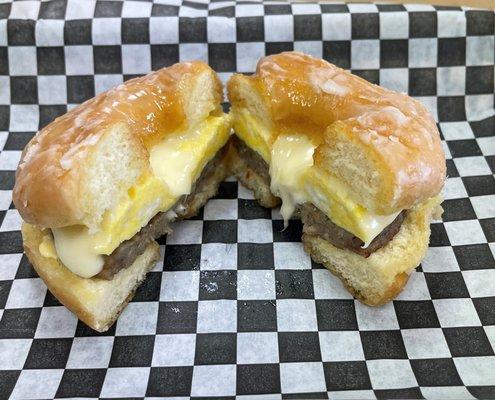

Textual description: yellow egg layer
[93,113,232,255]
[49,114,232,278]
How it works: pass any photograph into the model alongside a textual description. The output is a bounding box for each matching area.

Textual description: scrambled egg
[233,110,399,245]
[94,114,232,255]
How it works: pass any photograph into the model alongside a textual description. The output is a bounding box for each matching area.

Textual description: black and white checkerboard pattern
[0,0,494,398]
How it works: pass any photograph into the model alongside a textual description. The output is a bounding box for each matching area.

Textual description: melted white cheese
[52,226,105,278]
[149,131,198,197]
[269,134,315,224]
[361,212,401,248]
[268,133,400,245]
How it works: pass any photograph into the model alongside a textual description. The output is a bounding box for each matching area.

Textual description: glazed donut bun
[14,61,224,231]
[14,62,232,331]
[228,52,445,305]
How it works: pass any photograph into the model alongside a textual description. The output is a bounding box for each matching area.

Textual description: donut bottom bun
[302,195,442,306]
[20,140,231,332]
[230,146,443,305]
[22,222,159,332]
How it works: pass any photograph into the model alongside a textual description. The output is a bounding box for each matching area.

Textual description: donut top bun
[13,61,223,231]
[228,52,446,215]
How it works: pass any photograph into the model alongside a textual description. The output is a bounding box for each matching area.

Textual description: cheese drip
[270,134,315,225]
[52,226,105,278]
[48,114,231,278]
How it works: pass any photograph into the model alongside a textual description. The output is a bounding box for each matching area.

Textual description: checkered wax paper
[0,0,494,398]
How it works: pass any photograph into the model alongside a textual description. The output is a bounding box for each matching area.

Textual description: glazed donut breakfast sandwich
[227,52,446,306]
[13,52,446,331]
[13,62,232,331]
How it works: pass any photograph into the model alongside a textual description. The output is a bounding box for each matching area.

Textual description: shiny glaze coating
[228,52,446,213]
[13,61,223,228]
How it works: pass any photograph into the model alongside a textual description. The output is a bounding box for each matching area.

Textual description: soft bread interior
[22,222,160,332]
[314,121,391,215]
[183,68,224,126]
[228,75,272,129]
[77,123,147,231]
